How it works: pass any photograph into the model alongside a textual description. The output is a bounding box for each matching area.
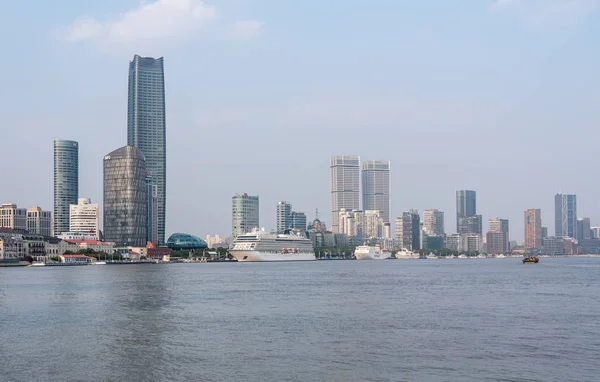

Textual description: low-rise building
[59,254,90,264]
[65,239,115,253]
[0,236,25,259]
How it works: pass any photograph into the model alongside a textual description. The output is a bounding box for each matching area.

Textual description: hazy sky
[1,0,599,242]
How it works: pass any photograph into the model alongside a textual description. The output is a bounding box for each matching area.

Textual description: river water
[1,258,599,381]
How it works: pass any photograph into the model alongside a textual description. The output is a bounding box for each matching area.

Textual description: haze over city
[1,0,599,241]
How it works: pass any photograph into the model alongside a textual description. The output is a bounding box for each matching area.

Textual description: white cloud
[61,0,218,44]
[229,20,264,41]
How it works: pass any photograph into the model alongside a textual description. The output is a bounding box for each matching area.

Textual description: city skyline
[1,1,600,240]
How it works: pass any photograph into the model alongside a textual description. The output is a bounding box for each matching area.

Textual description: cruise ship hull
[231,251,316,262]
[355,252,391,260]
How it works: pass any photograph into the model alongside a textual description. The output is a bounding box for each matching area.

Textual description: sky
[1,0,599,242]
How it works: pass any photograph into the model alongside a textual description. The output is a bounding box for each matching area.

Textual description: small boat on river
[522,256,539,264]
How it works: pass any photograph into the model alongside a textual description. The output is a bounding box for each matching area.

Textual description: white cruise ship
[230,230,316,262]
[354,245,391,260]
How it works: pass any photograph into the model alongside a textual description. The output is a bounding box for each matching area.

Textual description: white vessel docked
[230,230,316,262]
[395,249,420,259]
[354,245,391,260]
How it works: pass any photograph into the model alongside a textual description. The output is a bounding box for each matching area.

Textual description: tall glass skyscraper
[103,146,147,247]
[128,55,166,245]
[53,140,78,236]
[362,160,391,224]
[555,194,577,238]
[456,190,476,232]
[330,156,360,233]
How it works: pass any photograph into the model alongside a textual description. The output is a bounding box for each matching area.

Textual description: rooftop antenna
[316,208,319,220]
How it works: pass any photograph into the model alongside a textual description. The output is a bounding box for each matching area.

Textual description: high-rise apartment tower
[524,209,542,250]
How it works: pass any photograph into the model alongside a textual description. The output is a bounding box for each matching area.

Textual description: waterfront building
[576,218,591,242]
[423,209,444,236]
[446,234,461,252]
[26,207,52,237]
[555,194,577,238]
[166,233,208,251]
[395,217,403,247]
[458,215,482,235]
[542,226,548,239]
[103,146,148,247]
[402,211,420,251]
[330,156,360,233]
[339,209,362,237]
[487,218,509,253]
[232,193,259,238]
[461,234,482,253]
[364,210,384,238]
[146,175,158,245]
[362,160,391,223]
[423,235,444,251]
[277,201,292,233]
[456,190,476,232]
[291,212,307,230]
[524,209,542,250]
[0,236,25,259]
[128,55,167,245]
[205,234,224,248]
[58,232,99,241]
[383,223,391,239]
[592,227,600,239]
[486,232,509,254]
[542,236,565,255]
[69,198,100,239]
[54,140,78,235]
[0,204,27,231]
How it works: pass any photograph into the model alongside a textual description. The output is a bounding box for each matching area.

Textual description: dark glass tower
[103,146,147,247]
[456,190,476,232]
[128,55,166,245]
[53,140,79,235]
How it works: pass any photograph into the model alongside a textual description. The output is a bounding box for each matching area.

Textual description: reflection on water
[1,259,600,381]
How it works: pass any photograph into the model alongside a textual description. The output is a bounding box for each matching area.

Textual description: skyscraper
[576,217,591,242]
[486,218,509,253]
[232,193,259,238]
[555,194,577,238]
[524,209,542,250]
[277,201,292,233]
[456,190,476,232]
[103,146,147,247]
[330,156,360,233]
[362,160,391,223]
[291,212,307,230]
[128,55,166,245]
[54,140,78,236]
[402,211,420,251]
[458,215,482,235]
[423,209,445,236]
